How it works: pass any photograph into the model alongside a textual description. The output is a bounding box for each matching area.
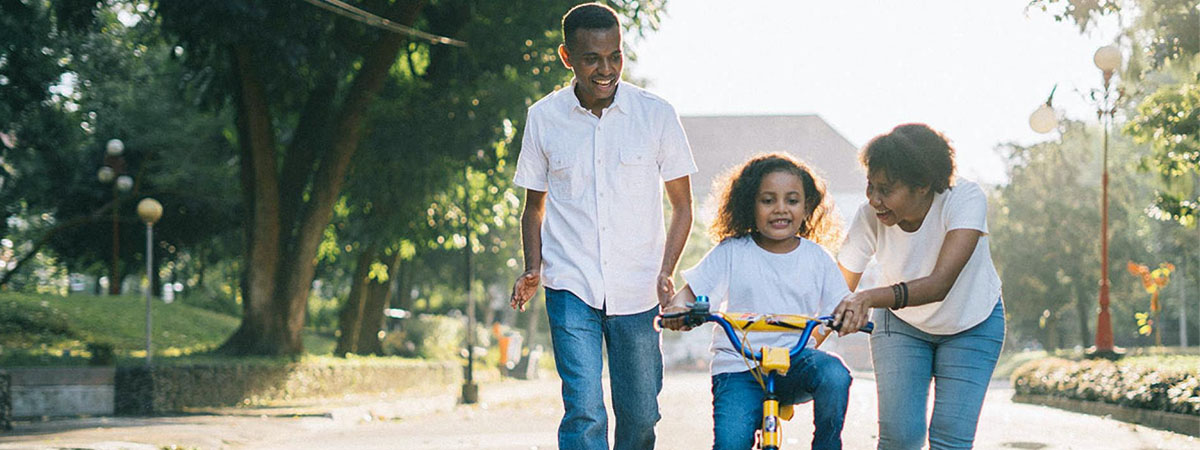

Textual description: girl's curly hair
[709,153,842,247]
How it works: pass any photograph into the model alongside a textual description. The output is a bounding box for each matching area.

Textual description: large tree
[153,0,664,355]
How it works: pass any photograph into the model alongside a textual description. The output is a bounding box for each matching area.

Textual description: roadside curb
[1013,394,1200,437]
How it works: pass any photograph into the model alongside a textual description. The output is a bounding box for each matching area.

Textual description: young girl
[832,123,1004,449]
[663,153,856,450]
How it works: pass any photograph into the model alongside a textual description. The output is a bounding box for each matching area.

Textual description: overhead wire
[299,0,467,47]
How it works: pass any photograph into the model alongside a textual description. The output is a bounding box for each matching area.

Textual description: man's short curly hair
[860,123,956,193]
[561,3,620,50]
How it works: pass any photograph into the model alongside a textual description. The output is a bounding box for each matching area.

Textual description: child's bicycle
[657,295,874,450]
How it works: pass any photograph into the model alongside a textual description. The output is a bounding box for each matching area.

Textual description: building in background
[681,115,866,224]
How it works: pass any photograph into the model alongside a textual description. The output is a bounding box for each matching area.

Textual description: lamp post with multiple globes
[98,139,134,295]
[1029,44,1124,359]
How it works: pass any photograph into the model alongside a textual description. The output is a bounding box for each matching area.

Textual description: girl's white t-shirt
[683,236,850,375]
[838,179,1002,335]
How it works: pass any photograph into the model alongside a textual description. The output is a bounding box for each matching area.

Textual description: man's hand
[510,270,541,312]
[659,303,696,332]
[656,271,676,309]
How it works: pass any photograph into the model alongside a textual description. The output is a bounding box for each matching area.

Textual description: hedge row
[116,359,463,414]
[1012,357,1199,416]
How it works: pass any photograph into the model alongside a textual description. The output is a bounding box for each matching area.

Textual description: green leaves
[1125,73,1200,226]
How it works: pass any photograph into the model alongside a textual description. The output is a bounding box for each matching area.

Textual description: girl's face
[866,170,933,232]
[753,170,808,253]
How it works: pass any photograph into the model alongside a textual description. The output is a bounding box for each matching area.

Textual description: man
[509,3,696,449]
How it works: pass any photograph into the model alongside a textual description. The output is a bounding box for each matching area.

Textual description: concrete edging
[1013,394,1200,437]
[6,367,115,419]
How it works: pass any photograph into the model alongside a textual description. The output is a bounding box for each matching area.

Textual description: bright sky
[628,1,1122,186]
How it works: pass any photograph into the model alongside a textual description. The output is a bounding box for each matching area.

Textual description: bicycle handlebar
[657,296,874,361]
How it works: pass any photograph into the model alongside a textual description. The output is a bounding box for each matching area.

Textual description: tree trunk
[395,259,414,311]
[217,44,284,355]
[356,278,389,355]
[219,2,425,356]
[1073,284,1093,348]
[357,249,404,355]
[338,246,405,356]
[335,245,376,356]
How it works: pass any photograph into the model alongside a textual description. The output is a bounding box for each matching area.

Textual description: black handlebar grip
[828,320,875,334]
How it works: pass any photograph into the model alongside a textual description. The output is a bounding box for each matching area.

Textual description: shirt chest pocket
[548,152,580,201]
[618,146,658,190]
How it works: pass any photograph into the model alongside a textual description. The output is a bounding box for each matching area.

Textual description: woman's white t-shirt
[683,236,850,375]
[838,179,1002,335]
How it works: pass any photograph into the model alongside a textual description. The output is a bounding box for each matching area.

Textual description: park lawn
[0,292,335,366]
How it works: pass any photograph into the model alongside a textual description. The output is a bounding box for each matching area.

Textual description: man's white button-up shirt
[514,80,697,315]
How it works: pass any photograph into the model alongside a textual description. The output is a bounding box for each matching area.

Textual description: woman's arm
[839,263,862,292]
[833,228,982,334]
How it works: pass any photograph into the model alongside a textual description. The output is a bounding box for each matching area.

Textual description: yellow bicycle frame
[659,299,868,450]
[717,313,830,449]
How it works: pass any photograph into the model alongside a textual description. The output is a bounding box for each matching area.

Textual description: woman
[832,123,1005,450]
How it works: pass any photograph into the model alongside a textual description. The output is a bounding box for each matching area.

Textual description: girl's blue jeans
[870,300,1005,450]
[545,288,663,450]
[711,347,851,450]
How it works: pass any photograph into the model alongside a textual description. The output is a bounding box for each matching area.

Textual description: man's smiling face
[559,26,623,110]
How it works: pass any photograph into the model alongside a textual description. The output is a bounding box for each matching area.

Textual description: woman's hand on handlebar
[832,291,875,337]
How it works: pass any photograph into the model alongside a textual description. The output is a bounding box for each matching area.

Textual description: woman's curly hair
[861,123,956,193]
[709,153,842,247]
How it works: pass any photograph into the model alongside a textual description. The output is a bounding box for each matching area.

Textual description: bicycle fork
[758,346,791,450]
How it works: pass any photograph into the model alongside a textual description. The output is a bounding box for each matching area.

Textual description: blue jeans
[711,348,851,450]
[545,288,663,450]
[870,300,1005,450]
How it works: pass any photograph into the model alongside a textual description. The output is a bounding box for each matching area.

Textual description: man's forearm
[521,206,544,272]
[660,177,693,276]
[660,202,691,275]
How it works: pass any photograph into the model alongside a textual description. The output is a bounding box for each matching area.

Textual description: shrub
[87,342,115,366]
[116,358,461,412]
[1012,357,1200,415]
[383,314,465,360]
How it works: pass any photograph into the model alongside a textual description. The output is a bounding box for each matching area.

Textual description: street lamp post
[462,162,479,404]
[1031,44,1123,359]
[1091,44,1122,359]
[99,139,133,295]
[137,198,162,366]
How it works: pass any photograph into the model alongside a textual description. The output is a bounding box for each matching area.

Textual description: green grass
[0,292,336,366]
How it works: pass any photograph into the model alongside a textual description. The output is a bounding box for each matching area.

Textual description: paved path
[2,371,1196,449]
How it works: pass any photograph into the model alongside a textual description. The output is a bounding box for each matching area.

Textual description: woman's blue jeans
[545,288,663,450]
[711,347,851,450]
[870,300,1005,450]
